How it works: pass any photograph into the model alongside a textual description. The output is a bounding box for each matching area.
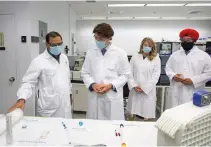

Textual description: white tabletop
[0,116,157,146]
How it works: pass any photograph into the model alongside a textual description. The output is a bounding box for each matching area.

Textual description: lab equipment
[120,124,126,147]
[159,42,172,55]
[6,114,13,144]
[74,56,84,71]
[68,56,77,70]
[0,108,23,135]
[193,90,211,107]
[22,125,27,129]
[155,102,211,146]
[62,121,71,145]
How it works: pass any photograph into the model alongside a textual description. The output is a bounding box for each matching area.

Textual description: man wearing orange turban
[165,28,211,108]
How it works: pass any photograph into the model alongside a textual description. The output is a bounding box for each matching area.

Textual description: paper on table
[0,109,23,136]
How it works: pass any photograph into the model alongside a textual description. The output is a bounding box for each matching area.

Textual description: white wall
[29,1,72,58]
[76,20,211,55]
[0,1,33,115]
[0,1,75,82]
[0,1,76,115]
[69,5,77,56]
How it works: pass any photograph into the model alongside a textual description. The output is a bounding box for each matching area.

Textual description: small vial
[79,121,83,126]
[122,143,126,147]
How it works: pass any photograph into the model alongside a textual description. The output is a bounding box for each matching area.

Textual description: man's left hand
[99,84,113,94]
[181,78,193,85]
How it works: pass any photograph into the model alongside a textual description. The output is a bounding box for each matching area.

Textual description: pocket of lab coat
[37,92,60,112]
[105,90,117,100]
[191,59,204,72]
[42,69,56,88]
[107,64,118,79]
[43,68,56,76]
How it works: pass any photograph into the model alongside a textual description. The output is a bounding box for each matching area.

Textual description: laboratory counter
[0,116,157,146]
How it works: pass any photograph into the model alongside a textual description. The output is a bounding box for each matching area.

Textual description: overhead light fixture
[135,17,160,20]
[161,17,187,20]
[146,4,185,7]
[107,4,145,7]
[82,17,105,20]
[189,17,211,20]
[107,17,133,20]
[186,3,211,6]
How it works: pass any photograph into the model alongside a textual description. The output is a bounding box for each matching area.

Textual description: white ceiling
[68,1,211,20]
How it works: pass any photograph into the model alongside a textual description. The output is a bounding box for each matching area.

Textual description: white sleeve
[191,54,211,88]
[17,59,41,100]
[128,56,138,90]
[165,55,176,81]
[141,57,161,95]
[111,53,131,90]
[81,54,95,88]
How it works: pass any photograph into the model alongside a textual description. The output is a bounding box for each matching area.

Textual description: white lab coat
[81,44,131,120]
[165,46,211,109]
[17,50,72,118]
[126,53,161,118]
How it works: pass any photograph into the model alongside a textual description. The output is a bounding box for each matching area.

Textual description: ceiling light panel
[146,4,185,7]
[82,17,105,20]
[186,3,211,6]
[107,4,145,7]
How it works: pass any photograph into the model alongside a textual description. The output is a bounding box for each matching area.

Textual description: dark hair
[93,23,114,38]
[46,31,62,43]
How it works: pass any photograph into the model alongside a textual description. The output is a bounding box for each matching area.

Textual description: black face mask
[181,42,194,51]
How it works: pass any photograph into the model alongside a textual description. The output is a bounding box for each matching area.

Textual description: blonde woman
[126,37,161,120]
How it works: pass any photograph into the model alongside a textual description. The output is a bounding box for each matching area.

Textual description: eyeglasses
[93,35,108,42]
[48,42,63,47]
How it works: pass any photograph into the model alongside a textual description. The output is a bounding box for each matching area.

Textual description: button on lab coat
[165,46,211,109]
[17,50,72,118]
[126,53,161,118]
[81,44,131,120]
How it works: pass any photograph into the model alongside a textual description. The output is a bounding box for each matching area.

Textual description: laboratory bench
[0,116,157,146]
[71,80,211,119]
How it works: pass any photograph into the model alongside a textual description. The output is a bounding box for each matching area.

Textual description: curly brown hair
[93,23,114,39]
[139,37,157,61]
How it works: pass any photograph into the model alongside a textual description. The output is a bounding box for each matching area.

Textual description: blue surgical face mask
[95,40,106,49]
[49,45,62,55]
[143,46,152,53]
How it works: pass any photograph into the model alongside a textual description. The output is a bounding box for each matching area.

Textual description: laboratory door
[0,14,18,114]
[39,21,48,54]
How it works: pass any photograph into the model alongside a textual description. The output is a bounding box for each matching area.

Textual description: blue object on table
[79,121,83,126]
[193,90,211,107]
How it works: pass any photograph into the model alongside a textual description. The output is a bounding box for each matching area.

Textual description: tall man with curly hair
[81,23,131,120]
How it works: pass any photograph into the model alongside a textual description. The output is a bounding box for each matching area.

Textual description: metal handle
[9,77,15,82]
[76,90,78,94]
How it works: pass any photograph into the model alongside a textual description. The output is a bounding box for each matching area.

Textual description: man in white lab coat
[8,32,72,118]
[81,23,131,120]
[165,28,211,108]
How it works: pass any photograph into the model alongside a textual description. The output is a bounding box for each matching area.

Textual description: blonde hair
[139,37,157,61]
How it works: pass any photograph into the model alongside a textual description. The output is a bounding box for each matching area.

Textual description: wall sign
[0,32,4,46]
[0,32,5,50]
